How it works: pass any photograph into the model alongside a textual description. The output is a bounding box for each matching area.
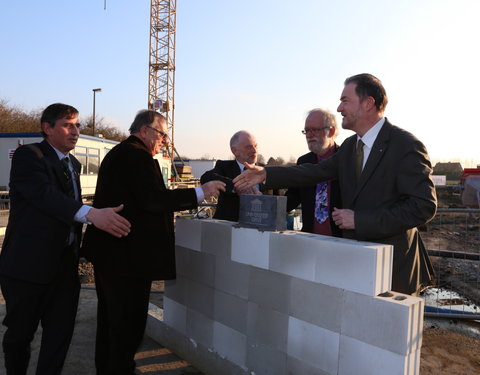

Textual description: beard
[308,139,330,156]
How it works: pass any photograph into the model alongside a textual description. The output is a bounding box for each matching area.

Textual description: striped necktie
[62,157,75,198]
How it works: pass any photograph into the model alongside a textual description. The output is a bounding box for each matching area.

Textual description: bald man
[201,130,262,221]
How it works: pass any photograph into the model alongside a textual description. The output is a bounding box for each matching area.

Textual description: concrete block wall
[158,218,424,375]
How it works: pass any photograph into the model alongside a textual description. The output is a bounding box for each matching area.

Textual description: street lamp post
[92,88,102,136]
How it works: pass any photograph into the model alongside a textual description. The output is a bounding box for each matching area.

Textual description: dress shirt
[357,117,385,169]
[49,144,92,223]
[236,160,260,191]
[194,187,205,203]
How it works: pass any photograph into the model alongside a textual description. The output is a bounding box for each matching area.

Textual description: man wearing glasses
[234,74,436,296]
[286,109,342,236]
[82,110,225,375]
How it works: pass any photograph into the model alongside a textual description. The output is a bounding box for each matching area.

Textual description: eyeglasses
[146,125,168,138]
[301,127,330,135]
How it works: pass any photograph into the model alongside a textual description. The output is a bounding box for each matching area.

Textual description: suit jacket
[266,120,437,295]
[81,136,198,280]
[0,140,83,284]
[200,160,270,221]
[286,146,342,236]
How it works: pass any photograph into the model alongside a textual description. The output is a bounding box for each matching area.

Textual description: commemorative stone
[238,194,287,231]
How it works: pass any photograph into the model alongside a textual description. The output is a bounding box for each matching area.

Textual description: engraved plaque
[238,195,287,231]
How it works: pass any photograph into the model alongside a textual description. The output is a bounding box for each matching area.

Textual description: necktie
[314,182,329,224]
[62,157,75,198]
[355,139,364,181]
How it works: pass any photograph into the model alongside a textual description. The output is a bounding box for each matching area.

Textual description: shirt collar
[236,159,246,171]
[358,117,385,149]
[47,142,70,160]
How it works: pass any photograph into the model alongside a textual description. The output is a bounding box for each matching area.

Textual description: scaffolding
[148,0,177,159]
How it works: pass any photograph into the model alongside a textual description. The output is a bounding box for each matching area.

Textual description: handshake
[200,180,226,199]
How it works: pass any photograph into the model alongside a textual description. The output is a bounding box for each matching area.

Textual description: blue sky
[1,0,479,166]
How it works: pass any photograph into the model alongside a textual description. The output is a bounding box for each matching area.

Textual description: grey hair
[230,130,252,148]
[306,108,338,137]
[129,110,165,134]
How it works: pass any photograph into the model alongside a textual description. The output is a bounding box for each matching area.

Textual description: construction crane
[148,0,177,161]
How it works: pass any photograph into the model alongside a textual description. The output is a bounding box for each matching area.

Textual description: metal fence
[421,208,480,318]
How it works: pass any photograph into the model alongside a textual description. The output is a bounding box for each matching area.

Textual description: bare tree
[286,156,297,166]
[257,153,266,165]
[0,100,40,133]
[81,115,127,142]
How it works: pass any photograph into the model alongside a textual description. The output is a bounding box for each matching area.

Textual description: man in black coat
[81,110,225,375]
[286,109,342,236]
[235,74,436,296]
[0,103,131,375]
[200,130,264,221]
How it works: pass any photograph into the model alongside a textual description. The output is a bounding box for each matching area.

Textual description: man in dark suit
[234,74,436,295]
[0,103,131,375]
[286,109,342,236]
[201,130,262,221]
[81,110,225,375]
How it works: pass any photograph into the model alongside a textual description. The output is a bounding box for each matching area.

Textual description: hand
[86,204,131,238]
[235,186,262,195]
[201,180,226,200]
[233,163,266,191]
[332,207,355,229]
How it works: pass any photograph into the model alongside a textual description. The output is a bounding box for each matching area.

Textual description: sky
[0,0,479,167]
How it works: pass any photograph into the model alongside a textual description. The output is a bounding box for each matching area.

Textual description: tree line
[0,99,127,142]
[178,153,297,166]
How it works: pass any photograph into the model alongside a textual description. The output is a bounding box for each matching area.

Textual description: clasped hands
[234,163,356,229]
[201,180,226,199]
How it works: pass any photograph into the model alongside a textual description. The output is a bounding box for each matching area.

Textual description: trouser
[93,264,151,375]
[0,249,80,375]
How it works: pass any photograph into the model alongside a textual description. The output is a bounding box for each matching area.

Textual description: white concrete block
[269,232,317,281]
[215,256,250,299]
[214,290,248,334]
[201,220,235,258]
[231,226,271,269]
[341,291,424,354]
[186,279,215,319]
[186,249,216,287]
[247,302,289,352]
[164,277,187,305]
[248,267,291,314]
[314,237,392,296]
[289,277,344,333]
[186,308,214,349]
[338,335,420,375]
[376,244,393,293]
[287,316,339,375]
[163,296,186,335]
[175,217,202,251]
[246,339,287,375]
[213,321,247,369]
[174,246,191,277]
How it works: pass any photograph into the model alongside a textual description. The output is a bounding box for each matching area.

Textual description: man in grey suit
[234,73,436,295]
